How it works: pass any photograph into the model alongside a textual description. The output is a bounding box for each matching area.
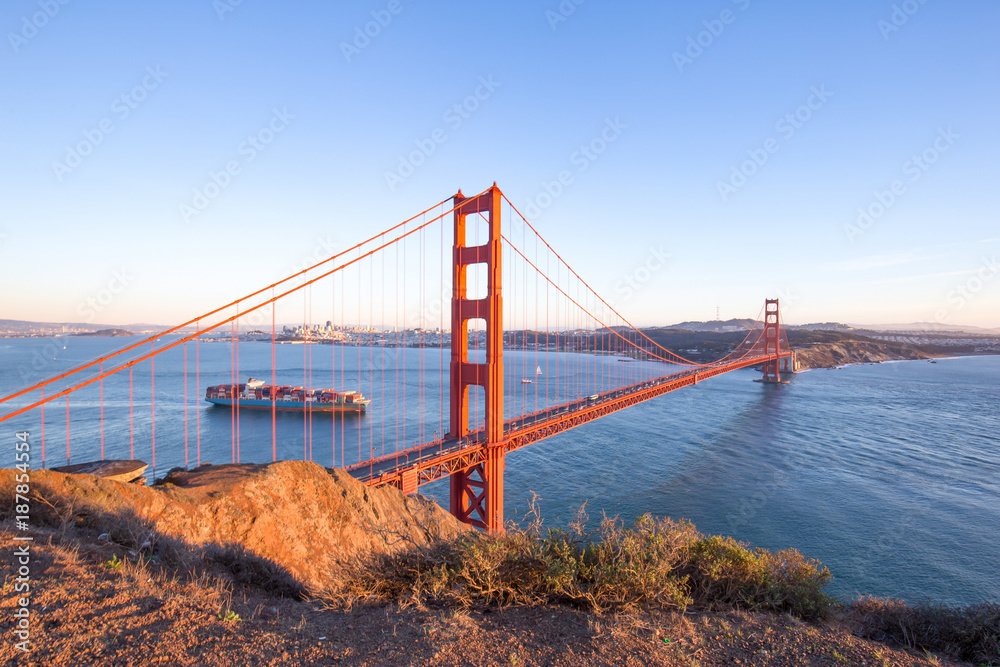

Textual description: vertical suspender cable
[100,361,104,460]
[129,366,134,459]
[357,252,362,464]
[236,306,241,464]
[341,256,346,466]
[151,341,156,480]
[439,214,444,450]
[196,321,201,467]
[303,290,307,460]
[40,388,45,468]
[330,273,344,468]
[401,229,407,450]
[183,345,188,468]
[369,252,375,471]
[230,319,236,463]
[272,294,276,462]
[381,233,387,457]
[308,285,313,463]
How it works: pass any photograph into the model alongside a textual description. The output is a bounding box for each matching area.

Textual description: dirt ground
[1,525,966,667]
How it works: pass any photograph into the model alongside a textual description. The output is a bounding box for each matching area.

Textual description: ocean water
[1,337,997,606]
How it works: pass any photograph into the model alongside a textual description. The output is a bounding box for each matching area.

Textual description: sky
[1,0,998,329]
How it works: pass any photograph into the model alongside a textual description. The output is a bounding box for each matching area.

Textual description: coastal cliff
[794,340,933,369]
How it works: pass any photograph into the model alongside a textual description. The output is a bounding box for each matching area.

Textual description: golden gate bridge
[0,184,794,532]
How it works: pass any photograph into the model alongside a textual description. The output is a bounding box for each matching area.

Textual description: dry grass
[848,596,1000,665]
[325,503,833,620]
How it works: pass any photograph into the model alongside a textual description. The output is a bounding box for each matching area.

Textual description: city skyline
[2,2,998,328]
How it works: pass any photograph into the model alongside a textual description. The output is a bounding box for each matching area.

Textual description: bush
[849,597,1000,665]
[327,509,834,620]
[684,535,833,620]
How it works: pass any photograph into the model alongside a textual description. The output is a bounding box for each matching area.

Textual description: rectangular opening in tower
[466,212,490,247]
[465,263,488,300]
[465,384,486,432]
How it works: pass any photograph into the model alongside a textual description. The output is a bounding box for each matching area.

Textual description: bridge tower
[448,185,506,533]
[761,298,782,383]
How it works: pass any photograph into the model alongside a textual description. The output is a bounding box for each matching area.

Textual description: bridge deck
[348,352,791,491]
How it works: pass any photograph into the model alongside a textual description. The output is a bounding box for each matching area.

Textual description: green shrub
[327,510,833,620]
[102,554,124,571]
[683,534,833,620]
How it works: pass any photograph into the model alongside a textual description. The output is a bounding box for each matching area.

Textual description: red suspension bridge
[1,184,794,532]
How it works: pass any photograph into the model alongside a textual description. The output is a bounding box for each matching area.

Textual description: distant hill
[666,319,858,333]
[787,322,855,332]
[664,319,998,336]
[849,322,1000,335]
[0,319,108,332]
[666,318,757,332]
[72,328,134,337]
[0,319,168,336]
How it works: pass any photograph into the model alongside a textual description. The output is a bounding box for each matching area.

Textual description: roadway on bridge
[346,357,774,485]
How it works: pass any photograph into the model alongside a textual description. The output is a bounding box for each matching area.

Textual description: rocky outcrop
[794,341,932,369]
[2,461,468,593]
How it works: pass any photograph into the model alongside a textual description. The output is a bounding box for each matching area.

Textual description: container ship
[205,378,371,413]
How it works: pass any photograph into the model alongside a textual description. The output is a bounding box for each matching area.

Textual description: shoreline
[799,351,999,372]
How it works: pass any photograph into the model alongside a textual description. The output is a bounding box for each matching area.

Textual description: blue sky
[1,0,998,328]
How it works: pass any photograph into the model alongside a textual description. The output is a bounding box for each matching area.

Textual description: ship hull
[206,398,368,413]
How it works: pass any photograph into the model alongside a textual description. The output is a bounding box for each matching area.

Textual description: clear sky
[1,0,998,329]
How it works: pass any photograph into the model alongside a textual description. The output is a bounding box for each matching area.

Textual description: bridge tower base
[448,186,506,533]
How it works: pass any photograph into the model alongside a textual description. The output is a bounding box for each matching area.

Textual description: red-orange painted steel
[448,186,506,533]
[361,349,792,495]
[762,299,781,383]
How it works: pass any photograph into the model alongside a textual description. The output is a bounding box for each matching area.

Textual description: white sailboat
[522,366,543,384]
